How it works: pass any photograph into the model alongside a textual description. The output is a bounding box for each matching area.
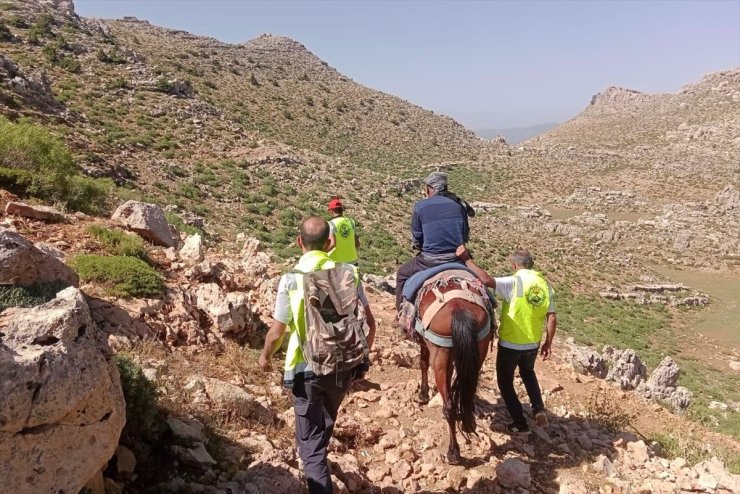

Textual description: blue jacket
[411,194,470,255]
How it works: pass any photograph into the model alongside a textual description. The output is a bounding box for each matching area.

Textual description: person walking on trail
[456,245,557,435]
[394,171,475,311]
[259,217,376,494]
[326,198,360,265]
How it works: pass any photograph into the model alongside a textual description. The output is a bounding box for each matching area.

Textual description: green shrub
[0,118,111,213]
[87,224,148,260]
[164,212,203,236]
[116,354,161,438]
[70,255,164,298]
[0,19,12,41]
[0,281,66,311]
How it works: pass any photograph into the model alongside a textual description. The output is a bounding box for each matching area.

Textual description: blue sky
[75,0,740,129]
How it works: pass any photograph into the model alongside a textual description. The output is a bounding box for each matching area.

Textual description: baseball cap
[328,198,343,210]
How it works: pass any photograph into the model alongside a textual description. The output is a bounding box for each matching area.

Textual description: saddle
[398,267,495,346]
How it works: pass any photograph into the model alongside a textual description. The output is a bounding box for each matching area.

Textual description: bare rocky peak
[679,67,740,96]
[589,86,655,107]
[39,0,75,16]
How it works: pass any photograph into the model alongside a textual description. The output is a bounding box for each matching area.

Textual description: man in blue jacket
[395,171,474,310]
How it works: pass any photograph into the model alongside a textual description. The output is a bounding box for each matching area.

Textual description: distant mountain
[474,123,558,144]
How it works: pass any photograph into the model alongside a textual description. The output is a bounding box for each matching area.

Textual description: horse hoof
[446,450,462,465]
[416,391,430,404]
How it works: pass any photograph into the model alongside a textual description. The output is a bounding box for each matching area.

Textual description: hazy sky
[75,0,740,129]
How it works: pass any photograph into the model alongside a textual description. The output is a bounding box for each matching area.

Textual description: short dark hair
[511,249,534,269]
[331,207,344,215]
[300,216,330,251]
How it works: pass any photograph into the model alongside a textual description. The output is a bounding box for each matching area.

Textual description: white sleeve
[494,276,516,302]
[272,275,292,324]
[329,221,336,234]
[547,284,556,313]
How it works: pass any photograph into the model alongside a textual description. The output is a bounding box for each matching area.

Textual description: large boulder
[179,234,204,265]
[636,356,692,410]
[603,347,646,390]
[0,287,125,494]
[570,345,608,378]
[193,283,251,336]
[0,229,78,287]
[111,201,175,247]
[4,202,65,222]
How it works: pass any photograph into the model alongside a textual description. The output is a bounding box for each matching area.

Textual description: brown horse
[415,279,493,464]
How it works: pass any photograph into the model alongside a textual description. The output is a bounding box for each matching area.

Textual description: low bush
[70,254,164,298]
[0,118,111,213]
[0,281,66,311]
[87,224,148,260]
[116,354,161,438]
[165,211,203,236]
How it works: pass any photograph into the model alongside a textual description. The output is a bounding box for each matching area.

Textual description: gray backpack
[292,263,369,376]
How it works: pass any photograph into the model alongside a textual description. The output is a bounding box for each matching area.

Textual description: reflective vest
[499,269,552,350]
[328,216,358,263]
[282,250,360,387]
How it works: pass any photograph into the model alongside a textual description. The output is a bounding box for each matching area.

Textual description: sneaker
[505,423,531,435]
[534,410,548,427]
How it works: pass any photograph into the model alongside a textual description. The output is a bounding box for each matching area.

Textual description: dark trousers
[292,370,355,494]
[496,345,545,428]
[395,255,451,310]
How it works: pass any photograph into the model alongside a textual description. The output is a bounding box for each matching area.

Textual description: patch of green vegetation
[651,432,740,474]
[556,286,674,367]
[116,354,162,438]
[70,255,164,298]
[96,46,126,64]
[165,211,204,236]
[0,18,12,41]
[0,281,67,311]
[0,118,111,214]
[87,224,149,260]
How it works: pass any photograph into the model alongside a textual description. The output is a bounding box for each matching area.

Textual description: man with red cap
[326,197,360,265]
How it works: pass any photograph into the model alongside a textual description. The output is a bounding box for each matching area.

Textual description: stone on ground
[5,201,65,222]
[111,200,175,247]
[0,229,79,287]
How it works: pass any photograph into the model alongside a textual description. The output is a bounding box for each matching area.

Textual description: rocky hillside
[0,1,738,493]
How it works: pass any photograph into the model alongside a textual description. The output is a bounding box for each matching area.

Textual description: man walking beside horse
[457,245,557,435]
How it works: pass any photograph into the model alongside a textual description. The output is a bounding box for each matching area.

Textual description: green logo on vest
[338,222,352,239]
[526,285,545,307]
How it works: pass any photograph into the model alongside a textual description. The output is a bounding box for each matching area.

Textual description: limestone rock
[4,201,65,222]
[112,201,175,247]
[172,442,216,467]
[570,345,607,378]
[603,347,646,390]
[636,357,692,410]
[193,283,251,336]
[179,234,204,265]
[0,288,125,494]
[0,229,79,287]
[195,376,275,424]
[496,458,531,488]
[167,416,207,443]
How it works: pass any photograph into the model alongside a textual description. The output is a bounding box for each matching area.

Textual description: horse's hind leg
[431,345,461,464]
[417,341,430,404]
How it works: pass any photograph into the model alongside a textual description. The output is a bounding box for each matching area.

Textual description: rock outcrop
[636,357,693,410]
[0,229,78,287]
[4,201,65,222]
[0,287,125,494]
[112,200,175,247]
[603,346,646,390]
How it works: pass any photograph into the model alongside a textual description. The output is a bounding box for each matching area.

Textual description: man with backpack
[326,197,360,265]
[259,216,376,494]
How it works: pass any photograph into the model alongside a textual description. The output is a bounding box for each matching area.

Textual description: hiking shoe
[535,410,548,427]
[505,423,531,435]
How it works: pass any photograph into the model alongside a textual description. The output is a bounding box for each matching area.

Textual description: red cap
[328,198,343,210]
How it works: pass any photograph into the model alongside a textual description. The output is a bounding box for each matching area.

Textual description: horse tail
[450,306,480,434]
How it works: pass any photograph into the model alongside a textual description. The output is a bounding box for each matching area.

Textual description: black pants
[395,255,452,310]
[292,370,355,494]
[496,345,545,428]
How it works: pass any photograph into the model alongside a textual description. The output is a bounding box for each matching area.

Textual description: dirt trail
[322,289,740,493]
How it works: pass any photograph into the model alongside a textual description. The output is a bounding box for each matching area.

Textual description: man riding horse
[396,172,491,464]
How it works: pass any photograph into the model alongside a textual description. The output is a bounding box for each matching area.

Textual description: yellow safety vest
[499,269,552,350]
[282,250,359,387]
[328,216,358,263]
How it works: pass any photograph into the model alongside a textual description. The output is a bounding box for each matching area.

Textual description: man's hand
[540,341,552,360]
[456,244,471,261]
[258,352,271,371]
